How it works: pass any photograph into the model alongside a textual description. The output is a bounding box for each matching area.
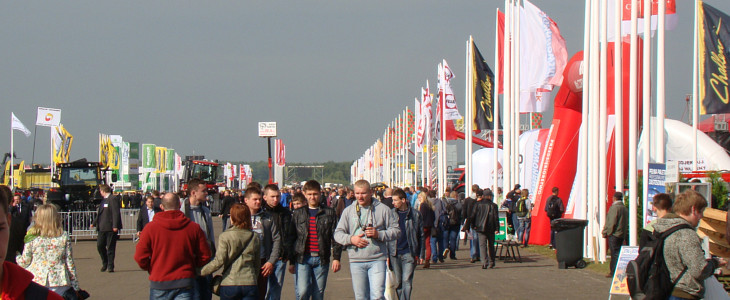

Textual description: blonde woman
[17,204,81,299]
[417,192,435,268]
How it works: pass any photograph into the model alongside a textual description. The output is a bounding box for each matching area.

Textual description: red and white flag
[416,82,432,148]
[608,0,678,41]
[439,60,461,121]
[275,139,286,166]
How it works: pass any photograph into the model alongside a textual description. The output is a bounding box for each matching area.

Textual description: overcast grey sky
[3,1,729,164]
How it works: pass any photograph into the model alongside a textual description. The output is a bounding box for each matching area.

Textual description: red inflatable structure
[527,41,643,245]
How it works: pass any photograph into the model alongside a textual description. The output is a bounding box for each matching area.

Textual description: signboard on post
[258,122,277,137]
[36,107,61,127]
[609,246,639,296]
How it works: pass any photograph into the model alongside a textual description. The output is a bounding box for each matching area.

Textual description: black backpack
[515,198,528,217]
[546,196,562,219]
[444,200,460,227]
[625,223,691,300]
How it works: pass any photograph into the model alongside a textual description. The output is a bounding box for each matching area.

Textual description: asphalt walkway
[69,218,612,299]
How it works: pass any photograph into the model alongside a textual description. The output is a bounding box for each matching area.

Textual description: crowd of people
[0,179,727,299]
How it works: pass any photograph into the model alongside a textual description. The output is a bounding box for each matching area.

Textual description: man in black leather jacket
[463,189,500,269]
[288,180,342,299]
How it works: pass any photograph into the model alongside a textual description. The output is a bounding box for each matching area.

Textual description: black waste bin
[551,218,589,269]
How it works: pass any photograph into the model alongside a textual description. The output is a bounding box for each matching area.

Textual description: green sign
[142,144,156,169]
[166,149,175,172]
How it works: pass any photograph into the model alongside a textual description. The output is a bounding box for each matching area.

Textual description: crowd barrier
[60,209,139,242]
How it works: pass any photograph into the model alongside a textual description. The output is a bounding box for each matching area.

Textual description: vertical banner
[472,41,498,130]
[645,163,666,226]
[699,2,730,114]
[166,149,175,174]
[142,144,156,170]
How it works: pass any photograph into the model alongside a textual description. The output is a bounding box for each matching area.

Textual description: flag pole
[494,9,502,193]
[511,0,522,188]
[657,0,666,163]
[641,0,652,245]
[614,0,624,200]
[580,0,591,259]
[628,0,639,247]
[503,0,512,192]
[466,37,473,198]
[9,113,14,191]
[692,0,699,171]
[589,0,601,262]
[598,0,608,263]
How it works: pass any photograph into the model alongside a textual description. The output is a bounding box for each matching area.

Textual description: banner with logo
[142,144,156,170]
[36,107,61,127]
[51,124,73,164]
[99,133,120,170]
[699,2,730,114]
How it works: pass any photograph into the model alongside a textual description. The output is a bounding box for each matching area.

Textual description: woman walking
[200,203,261,300]
[16,204,81,299]
[417,192,434,269]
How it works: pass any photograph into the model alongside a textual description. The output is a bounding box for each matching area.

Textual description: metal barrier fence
[60,209,139,242]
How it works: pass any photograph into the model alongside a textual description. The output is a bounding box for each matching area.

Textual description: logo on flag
[36,107,61,127]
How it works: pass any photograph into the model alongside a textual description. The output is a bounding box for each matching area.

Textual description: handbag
[431,226,440,237]
[211,275,223,296]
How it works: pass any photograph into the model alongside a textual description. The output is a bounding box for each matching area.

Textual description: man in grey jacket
[181,178,215,300]
[243,186,281,299]
[334,180,400,300]
[653,190,726,299]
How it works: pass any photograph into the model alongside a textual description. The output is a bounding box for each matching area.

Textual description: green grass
[526,245,611,275]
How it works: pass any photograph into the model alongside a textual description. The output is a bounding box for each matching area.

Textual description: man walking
[136,195,161,240]
[462,185,481,263]
[181,178,215,300]
[334,180,400,300]
[263,184,292,300]
[390,189,423,300]
[464,189,499,269]
[220,190,236,232]
[93,184,121,273]
[134,193,211,300]
[289,180,342,300]
[243,187,281,300]
[602,192,628,277]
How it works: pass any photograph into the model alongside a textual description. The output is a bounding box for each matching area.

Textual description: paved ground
[70,218,612,299]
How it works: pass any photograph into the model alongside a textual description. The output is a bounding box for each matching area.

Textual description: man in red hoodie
[134,192,211,300]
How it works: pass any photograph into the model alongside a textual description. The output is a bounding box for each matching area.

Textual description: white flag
[11,113,31,137]
[440,60,461,120]
[36,107,61,127]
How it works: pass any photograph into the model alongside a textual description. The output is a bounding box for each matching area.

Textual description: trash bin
[551,218,589,269]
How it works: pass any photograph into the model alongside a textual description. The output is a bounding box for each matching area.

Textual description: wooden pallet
[698,208,730,290]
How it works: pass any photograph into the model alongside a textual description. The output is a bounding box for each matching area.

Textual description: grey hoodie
[653,213,718,299]
[334,198,400,262]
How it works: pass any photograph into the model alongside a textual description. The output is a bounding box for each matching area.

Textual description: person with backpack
[543,187,564,249]
[441,192,461,260]
[650,190,726,300]
[514,189,532,247]
[602,192,628,278]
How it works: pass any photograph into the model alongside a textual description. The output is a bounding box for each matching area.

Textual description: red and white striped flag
[275,139,286,166]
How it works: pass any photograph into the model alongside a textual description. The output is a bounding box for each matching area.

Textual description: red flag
[498,11,505,95]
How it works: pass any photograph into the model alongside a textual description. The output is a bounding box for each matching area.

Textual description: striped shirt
[306,208,319,253]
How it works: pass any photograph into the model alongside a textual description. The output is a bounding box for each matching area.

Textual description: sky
[3,0,729,165]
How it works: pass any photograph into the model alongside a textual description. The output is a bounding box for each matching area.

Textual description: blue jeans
[391,253,415,300]
[517,218,531,246]
[222,216,229,232]
[193,275,212,300]
[295,254,329,300]
[469,228,480,259]
[511,214,520,237]
[442,227,459,258]
[266,259,287,300]
[150,287,192,300]
[219,285,258,300]
[430,229,444,262]
[349,260,387,300]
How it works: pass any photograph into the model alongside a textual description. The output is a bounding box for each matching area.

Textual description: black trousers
[477,231,496,266]
[608,235,624,276]
[97,231,118,269]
